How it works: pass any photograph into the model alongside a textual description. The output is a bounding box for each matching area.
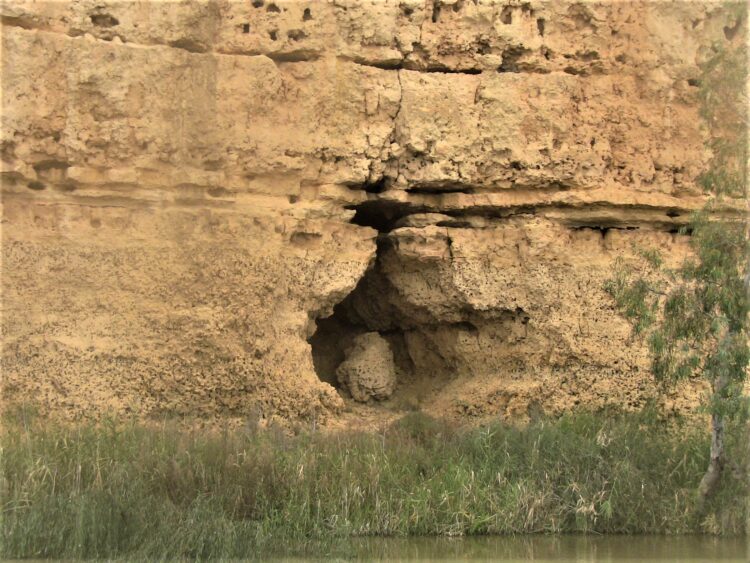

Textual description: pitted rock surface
[1,1,745,425]
[337,332,397,403]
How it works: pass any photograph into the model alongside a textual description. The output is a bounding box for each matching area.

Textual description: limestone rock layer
[1,1,744,424]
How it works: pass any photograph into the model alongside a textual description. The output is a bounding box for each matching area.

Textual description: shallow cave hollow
[307,244,389,389]
[307,295,365,388]
[307,198,414,393]
[306,198,538,405]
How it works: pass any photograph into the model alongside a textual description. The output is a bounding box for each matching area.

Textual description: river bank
[2,407,746,560]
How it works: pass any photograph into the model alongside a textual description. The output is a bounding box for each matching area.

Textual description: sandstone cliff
[1,0,745,425]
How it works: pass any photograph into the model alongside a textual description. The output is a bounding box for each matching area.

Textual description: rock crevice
[1,0,744,423]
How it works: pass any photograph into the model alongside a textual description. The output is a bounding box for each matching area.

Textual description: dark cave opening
[347,199,422,233]
[348,202,397,232]
[309,194,413,394]
[307,233,414,400]
[310,196,545,404]
[308,301,364,388]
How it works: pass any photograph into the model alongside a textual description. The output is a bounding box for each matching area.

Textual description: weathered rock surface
[1,1,745,424]
[336,332,396,402]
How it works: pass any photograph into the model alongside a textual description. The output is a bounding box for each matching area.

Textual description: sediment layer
[2,1,744,424]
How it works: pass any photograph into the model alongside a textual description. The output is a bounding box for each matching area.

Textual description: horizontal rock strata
[1,1,744,423]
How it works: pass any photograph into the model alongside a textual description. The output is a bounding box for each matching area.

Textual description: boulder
[337,333,396,402]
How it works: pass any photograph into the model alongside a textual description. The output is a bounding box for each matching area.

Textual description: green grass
[1,406,747,560]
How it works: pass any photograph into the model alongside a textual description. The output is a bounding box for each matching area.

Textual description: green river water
[268,535,747,562]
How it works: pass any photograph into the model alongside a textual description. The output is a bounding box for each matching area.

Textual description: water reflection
[269,535,747,562]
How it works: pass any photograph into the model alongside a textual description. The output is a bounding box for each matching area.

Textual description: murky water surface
[269,535,747,562]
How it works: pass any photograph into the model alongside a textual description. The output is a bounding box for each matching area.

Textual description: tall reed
[2,406,746,559]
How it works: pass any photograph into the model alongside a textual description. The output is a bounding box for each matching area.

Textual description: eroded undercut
[306,185,698,414]
[307,201,536,408]
[308,236,415,404]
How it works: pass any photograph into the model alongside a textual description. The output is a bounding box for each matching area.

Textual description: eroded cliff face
[1,1,744,425]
